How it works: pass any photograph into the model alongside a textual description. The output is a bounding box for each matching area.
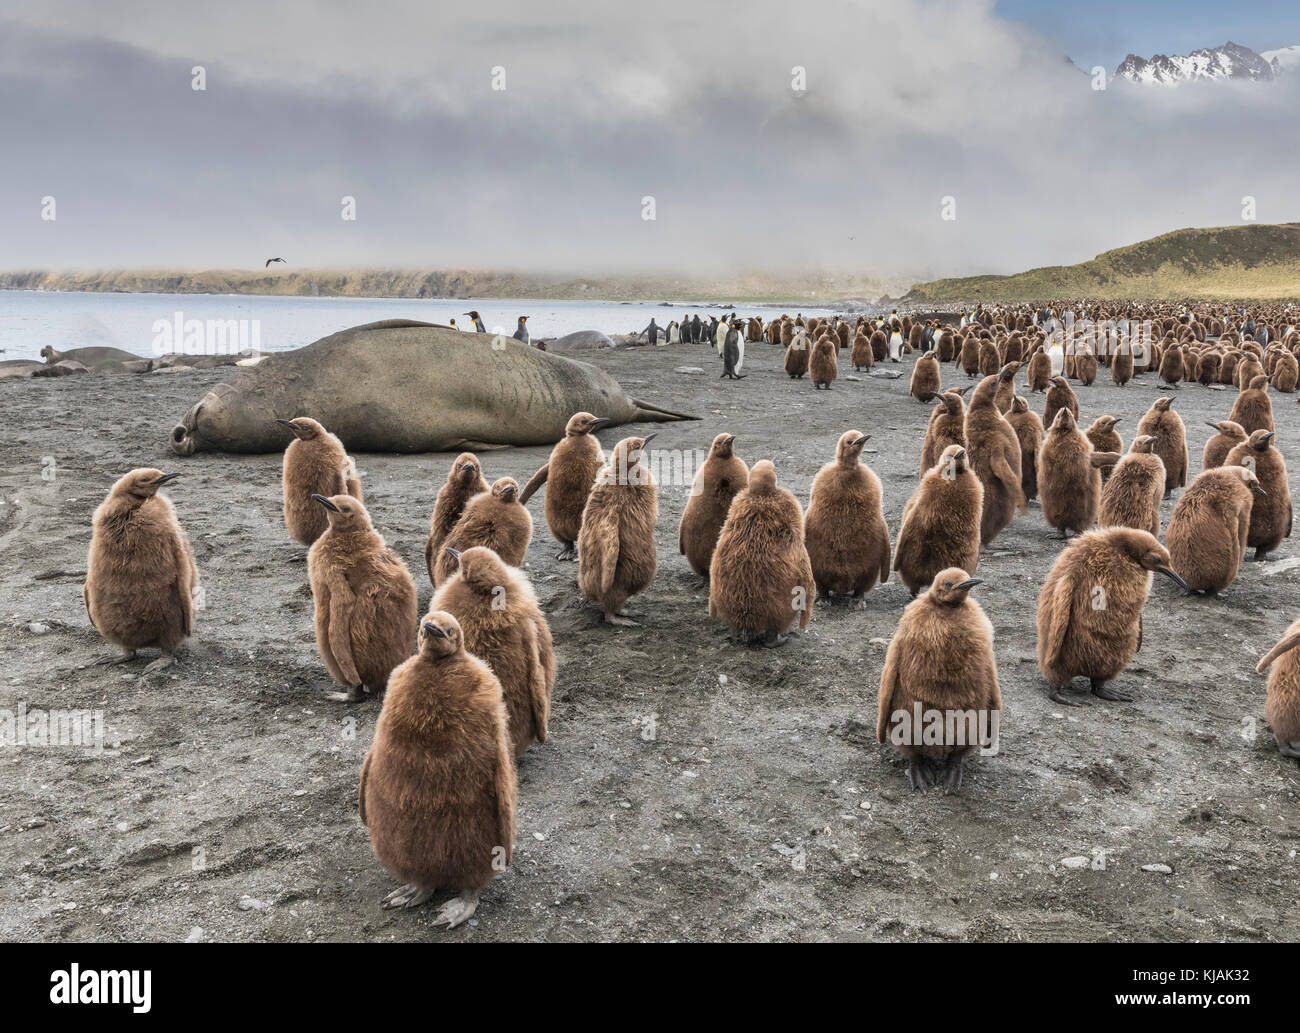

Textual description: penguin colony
[79,300,1300,925]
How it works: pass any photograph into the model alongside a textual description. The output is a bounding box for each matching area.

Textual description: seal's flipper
[630,400,698,422]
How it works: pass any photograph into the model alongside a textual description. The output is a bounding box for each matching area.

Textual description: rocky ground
[1,332,1297,942]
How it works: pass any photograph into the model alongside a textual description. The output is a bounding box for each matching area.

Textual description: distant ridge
[0,268,900,307]
[903,224,1300,304]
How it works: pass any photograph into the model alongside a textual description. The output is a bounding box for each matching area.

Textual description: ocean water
[0,291,861,363]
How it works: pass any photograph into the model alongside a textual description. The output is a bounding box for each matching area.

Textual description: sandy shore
[1,337,1298,942]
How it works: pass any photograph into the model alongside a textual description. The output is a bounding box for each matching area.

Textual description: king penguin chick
[1098,435,1166,536]
[425,453,488,584]
[434,478,532,587]
[308,494,419,702]
[1036,528,1187,705]
[1007,396,1044,502]
[709,460,815,646]
[519,412,610,560]
[1135,397,1188,498]
[278,417,363,547]
[1225,429,1292,560]
[1043,376,1079,429]
[577,435,659,625]
[894,445,983,597]
[1202,419,1247,471]
[1038,408,1112,539]
[83,469,198,674]
[910,350,940,402]
[964,374,1025,544]
[432,546,554,758]
[920,389,966,475]
[1166,465,1264,594]
[876,568,1000,792]
[1085,416,1123,484]
[804,431,891,605]
[1256,620,1300,760]
[679,433,749,577]
[360,612,516,924]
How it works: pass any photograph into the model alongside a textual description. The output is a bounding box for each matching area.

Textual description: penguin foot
[1278,741,1300,760]
[1254,549,1272,562]
[603,611,640,627]
[142,653,175,676]
[1047,529,1070,540]
[943,755,965,795]
[555,544,577,561]
[433,890,480,928]
[326,684,367,703]
[762,631,788,648]
[1049,685,1085,706]
[1090,679,1133,703]
[381,883,434,910]
[94,650,137,666]
[907,758,932,791]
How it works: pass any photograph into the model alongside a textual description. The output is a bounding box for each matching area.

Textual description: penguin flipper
[522,620,549,744]
[1258,629,1300,672]
[82,581,98,633]
[518,463,549,505]
[1041,581,1073,675]
[493,724,517,868]
[876,639,901,743]
[358,750,372,826]
[991,452,1026,511]
[325,579,362,686]
[877,529,892,587]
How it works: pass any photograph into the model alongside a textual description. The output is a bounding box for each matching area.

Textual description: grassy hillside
[0,267,901,306]
[904,224,1300,304]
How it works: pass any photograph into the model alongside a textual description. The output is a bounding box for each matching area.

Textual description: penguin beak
[853,435,870,448]
[1204,421,1220,431]
[1156,565,1189,590]
[1252,483,1268,497]
[1262,431,1276,444]
[444,546,461,564]
[311,494,340,512]
[640,433,657,448]
[421,621,446,639]
[151,473,181,485]
[1111,417,1122,424]
[954,448,967,461]
[955,578,984,592]
[275,418,295,428]
[722,434,736,446]
[589,417,612,430]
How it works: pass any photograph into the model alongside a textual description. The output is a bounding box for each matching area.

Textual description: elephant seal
[169,319,694,456]
[41,345,151,373]
[32,360,90,377]
[0,359,45,380]
[543,330,617,353]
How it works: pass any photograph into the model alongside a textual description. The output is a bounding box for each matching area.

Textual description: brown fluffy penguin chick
[910,350,940,401]
[804,431,891,604]
[279,417,363,546]
[1110,339,1134,386]
[959,334,981,376]
[709,460,815,646]
[83,468,198,673]
[1007,395,1044,502]
[360,612,516,923]
[964,374,1025,544]
[1039,408,1106,538]
[1271,350,1299,393]
[434,478,532,586]
[1043,376,1079,429]
[993,361,1020,414]
[1225,429,1293,560]
[577,435,659,625]
[308,494,419,702]
[1099,436,1166,536]
[1026,348,1052,392]
[425,453,488,584]
[1256,620,1300,760]
[1075,350,1098,385]
[1228,375,1275,435]
[1158,344,1185,388]
[518,412,609,560]
[1036,528,1187,705]
[1086,416,1124,483]
[679,433,749,577]
[894,445,983,597]
[920,390,966,475]
[432,547,553,758]
[1166,466,1263,594]
[1136,396,1188,497]
[850,330,874,371]
[876,569,1000,793]
[784,331,810,378]
[1203,419,1247,471]
[809,334,838,389]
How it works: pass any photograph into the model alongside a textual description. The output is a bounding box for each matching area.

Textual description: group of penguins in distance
[76,299,1300,926]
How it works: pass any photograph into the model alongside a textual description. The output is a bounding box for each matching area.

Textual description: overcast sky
[1,0,1297,281]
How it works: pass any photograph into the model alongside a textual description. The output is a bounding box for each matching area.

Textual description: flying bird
[265,257,286,268]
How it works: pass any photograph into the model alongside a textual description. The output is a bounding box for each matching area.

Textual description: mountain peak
[1113,41,1280,87]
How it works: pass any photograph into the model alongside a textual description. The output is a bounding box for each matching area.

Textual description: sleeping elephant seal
[0,359,46,380]
[543,330,617,353]
[41,345,152,373]
[169,319,694,456]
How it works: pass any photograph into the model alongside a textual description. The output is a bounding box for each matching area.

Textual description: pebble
[674,367,705,375]
[238,895,267,911]
[1060,856,1090,869]
[1140,863,1173,874]
[184,927,204,943]
[28,622,49,634]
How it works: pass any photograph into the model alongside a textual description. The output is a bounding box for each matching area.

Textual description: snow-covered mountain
[1114,41,1282,87]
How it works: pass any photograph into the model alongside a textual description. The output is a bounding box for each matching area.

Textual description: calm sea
[0,291,864,363]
